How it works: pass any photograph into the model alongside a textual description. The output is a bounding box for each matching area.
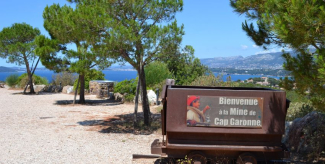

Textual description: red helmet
[187,96,200,106]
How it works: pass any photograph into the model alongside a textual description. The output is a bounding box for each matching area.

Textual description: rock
[62,85,73,94]
[43,85,63,93]
[114,93,124,103]
[55,86,63,93]
[285,111,325,158]
[133,90,158,105]
[147,90,157,105]
[67,87,73,94]
[34,85,46,93]
[282,121,293,145]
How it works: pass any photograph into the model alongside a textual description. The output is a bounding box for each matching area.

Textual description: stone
[133,90,157,105]
[34,85,46,93]
[67,87,74,94]
[43,85,63,93]
[62,85,73,94]
[147,90,157,105]
[114,92,124,103]
[285,111,325,157]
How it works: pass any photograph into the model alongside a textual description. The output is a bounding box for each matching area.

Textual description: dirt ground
[2,86,324,164]
[0,86,161,164]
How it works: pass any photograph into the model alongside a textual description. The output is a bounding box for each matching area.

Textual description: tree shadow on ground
[10,91,62,95]
[77,112,161,135]
[54,98,121,106]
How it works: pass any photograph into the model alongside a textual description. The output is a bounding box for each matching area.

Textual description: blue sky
[0,0,281,67]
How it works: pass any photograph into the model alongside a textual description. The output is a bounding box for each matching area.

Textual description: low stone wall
[89,80,114,98]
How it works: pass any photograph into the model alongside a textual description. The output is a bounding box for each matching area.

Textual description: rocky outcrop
[62,85,74,94]
[133,90,158,105]
[34,85,46,93]
[114,93,125,103]
[284,111,325,159]
[43,85,63,93]
[147,90,157,105]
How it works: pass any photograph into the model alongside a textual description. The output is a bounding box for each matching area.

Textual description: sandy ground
[0,86,161,164]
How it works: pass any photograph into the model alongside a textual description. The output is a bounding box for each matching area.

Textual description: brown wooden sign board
[186,95,263,128]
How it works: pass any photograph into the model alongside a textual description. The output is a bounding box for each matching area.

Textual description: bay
[0,70,138,82]
[213,73,281,81]
[0,70,281,83]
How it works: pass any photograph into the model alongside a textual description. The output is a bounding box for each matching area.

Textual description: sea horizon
[0,70,282,83]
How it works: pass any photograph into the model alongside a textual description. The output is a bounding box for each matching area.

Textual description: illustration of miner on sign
[186,95,263,128]
[186,96,211,126]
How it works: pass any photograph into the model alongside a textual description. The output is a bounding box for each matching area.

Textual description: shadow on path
[77,112,161,135]
[54,98,121,106]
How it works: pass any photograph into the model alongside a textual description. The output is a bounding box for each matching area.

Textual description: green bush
[52,71,77,86]
[124,94,135,102]
[189,74,223,87]
[73,69,105,93]
[145,62,173,88]
[5,74,19,87]
[17,73,48,88]
[114,79,137,95]
[286,102,314,121]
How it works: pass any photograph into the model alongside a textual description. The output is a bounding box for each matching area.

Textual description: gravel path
[0,86,161,164]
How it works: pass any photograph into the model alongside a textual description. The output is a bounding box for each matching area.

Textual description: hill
[200,52,292,69]
[0,66,17,72]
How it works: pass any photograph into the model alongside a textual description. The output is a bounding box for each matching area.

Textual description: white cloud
[252,45,259,48]
[241,45,248,50]
[255,48,281,54]
[254,46,294,54]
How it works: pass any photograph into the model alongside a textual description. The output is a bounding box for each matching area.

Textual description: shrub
[114,79,137,95]
[286,102,314,121]
[189,74,223,86]
[52,71,77,86]
[124,94,135,102]
[5,74,19,87]
[145,62,173,88]
[17,73,48,88]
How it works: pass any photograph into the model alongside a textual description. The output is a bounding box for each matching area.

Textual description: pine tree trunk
[73,76,80,104]
[79,75,86,104]
[23,55,35,94]
[138,64,150,126]
[134,78,140,128]
[28,73,35,94]
[24,58,40,94]
[79,74,86,104]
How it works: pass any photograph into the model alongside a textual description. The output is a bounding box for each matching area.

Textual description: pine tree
[36,3,113,103]
[0,23,40,94]
[68,0,184,126]
[231,0,325,111]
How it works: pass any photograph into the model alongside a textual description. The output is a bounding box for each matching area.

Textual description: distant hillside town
[0,51,293,76]
[200,51,292,69]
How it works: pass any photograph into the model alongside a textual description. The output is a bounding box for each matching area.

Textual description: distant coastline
[0,70,282,83]
[0,65,286,83]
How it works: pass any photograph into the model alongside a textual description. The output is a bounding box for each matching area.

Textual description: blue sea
[0,70,281,82]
